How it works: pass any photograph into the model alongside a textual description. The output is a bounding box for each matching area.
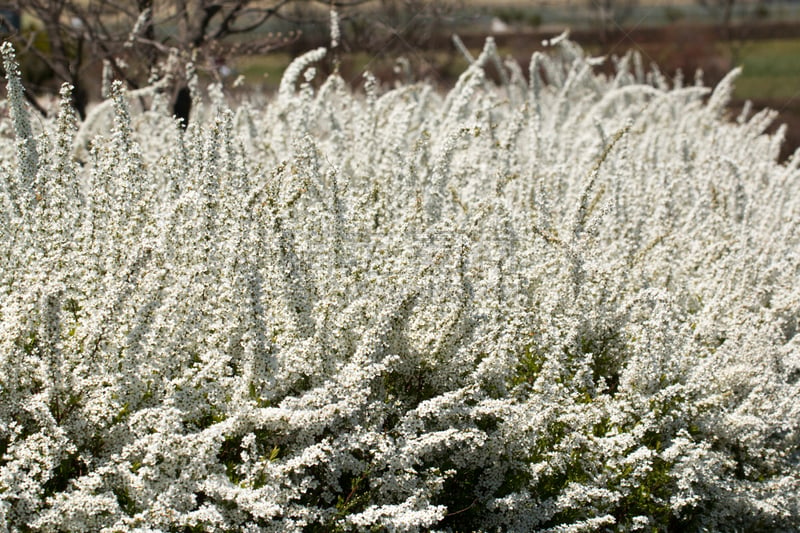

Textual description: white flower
[0,35,798,532]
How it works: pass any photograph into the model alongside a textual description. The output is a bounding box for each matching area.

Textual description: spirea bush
[0,36,799,532]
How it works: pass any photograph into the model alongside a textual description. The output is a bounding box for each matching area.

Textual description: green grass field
[734,38,800,102]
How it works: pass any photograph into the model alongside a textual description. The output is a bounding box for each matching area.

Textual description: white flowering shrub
[1,36,799,532]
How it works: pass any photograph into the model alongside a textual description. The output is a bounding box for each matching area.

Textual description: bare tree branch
[5,0,436,120]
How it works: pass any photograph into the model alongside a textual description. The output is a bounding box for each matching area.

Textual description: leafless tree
[697,0,737,38]
[587,0,639,43]
[4,0,369,118]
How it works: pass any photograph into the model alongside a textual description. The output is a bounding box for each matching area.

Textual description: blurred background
[1,0,798,159]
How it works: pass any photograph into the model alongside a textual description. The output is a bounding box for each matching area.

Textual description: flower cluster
[0,36,798,531]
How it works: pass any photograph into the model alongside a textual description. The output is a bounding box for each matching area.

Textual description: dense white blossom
[0,36,799,531]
